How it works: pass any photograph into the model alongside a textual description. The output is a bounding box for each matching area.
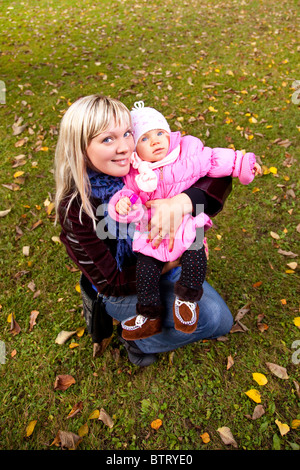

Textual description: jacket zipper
[159,167,163,180]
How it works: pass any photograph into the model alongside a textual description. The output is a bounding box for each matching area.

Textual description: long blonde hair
[54,94,131,226]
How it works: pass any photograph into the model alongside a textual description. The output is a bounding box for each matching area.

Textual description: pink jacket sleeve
[205,147,256,185]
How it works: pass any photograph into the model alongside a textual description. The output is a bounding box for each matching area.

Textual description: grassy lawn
[0,0,299,451]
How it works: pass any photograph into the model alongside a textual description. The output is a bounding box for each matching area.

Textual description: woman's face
[86,121,135,177]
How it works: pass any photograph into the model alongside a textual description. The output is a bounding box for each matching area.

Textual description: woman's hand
[161,257,182,275]
[145,193,193,251]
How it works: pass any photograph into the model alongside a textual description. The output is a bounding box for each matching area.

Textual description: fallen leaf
[55,330,76,345]
[51,430,82,449]
[29,310,39,331]
[25,420,37,437]
[0,209,11,217]
[266,362,289,379]
[151,419,163,430]
[217,426,238,448]
[54,374,76,391]
[200,432,210,443]
[78,422,89,437]
[293,317,300,328]
[88,409,100,420]
[278,249,298,258]
[287,262,297,270]
[252,372,268,386]
[67,401,83,419]
[99,408,114,428]
[226,355,234,370]
[275,419,290,436]
[245,389,261,403]
[252,404,265,420]
[291,419,300,429]
[22,246,30,256]
[270,231,280,239]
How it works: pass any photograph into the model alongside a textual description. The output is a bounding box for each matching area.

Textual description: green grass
[0,0,299,451]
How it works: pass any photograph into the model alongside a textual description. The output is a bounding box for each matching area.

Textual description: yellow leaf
[78,423,89,437]
[293,317,300,328]
[69,342,79,349]
[151,419,163,430]
[252,187,260,193]
[26,420,37,437]
[280,299,287,305]
[291,419,300,429]
[14,170,24,178]
[75,283,81,293]
[245,389,261,403]
[208,106,218,112]
[269,167,277,174]
[275,419,290,436]
[200,432,210,443]
[249,117,257,123]
[7,313,14,323]
[76,326,85,337]
[252,373,268,386]
[88,409,100,420]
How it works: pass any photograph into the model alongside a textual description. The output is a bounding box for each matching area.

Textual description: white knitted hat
[130,101,171,145]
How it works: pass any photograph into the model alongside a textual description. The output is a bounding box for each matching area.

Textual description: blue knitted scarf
[88,169,135,271]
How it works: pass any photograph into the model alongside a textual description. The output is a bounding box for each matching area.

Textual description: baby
[108,101,261,341]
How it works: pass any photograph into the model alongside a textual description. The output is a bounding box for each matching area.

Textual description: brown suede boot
[173,297,200,334]
[121,304,164,340]
[121,315,162,340]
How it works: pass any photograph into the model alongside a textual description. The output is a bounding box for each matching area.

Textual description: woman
[55,94,233,366]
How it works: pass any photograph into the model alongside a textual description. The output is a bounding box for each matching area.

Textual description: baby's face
[136,129,170,162]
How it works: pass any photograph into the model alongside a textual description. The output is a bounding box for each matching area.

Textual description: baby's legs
[174,245,207,301]
[121,253,164,340]
[173,238,207,334]
[136,253,165,317]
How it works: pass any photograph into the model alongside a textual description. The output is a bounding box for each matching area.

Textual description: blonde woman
[55,94,233,366]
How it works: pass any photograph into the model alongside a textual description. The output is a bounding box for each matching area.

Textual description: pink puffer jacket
[108,131,256,261]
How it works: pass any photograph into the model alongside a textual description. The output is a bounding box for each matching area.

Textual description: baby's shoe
[173,297,199,333]
[121,314,162,340]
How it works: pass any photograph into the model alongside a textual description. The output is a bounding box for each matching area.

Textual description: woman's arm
[146,176,232,251]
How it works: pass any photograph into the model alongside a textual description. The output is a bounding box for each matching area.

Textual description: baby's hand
[115,197,131,215]
[253,162,262,176]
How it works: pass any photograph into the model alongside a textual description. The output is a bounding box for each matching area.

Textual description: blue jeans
[102,267,233,354]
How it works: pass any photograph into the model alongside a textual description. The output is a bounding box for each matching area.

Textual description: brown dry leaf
[235,302,251,321]
[266,362,289,379]
[67,401,83,419]
[29,310,39,331]
[226,355,234,370]
[246,404,265,420]
[217,426,238,448]
[51,430,82,449]
[99,408,114,428]
[55,330,76,345]
[54,374,76,391]
[10,315,21,336]
[278,249,298,258]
